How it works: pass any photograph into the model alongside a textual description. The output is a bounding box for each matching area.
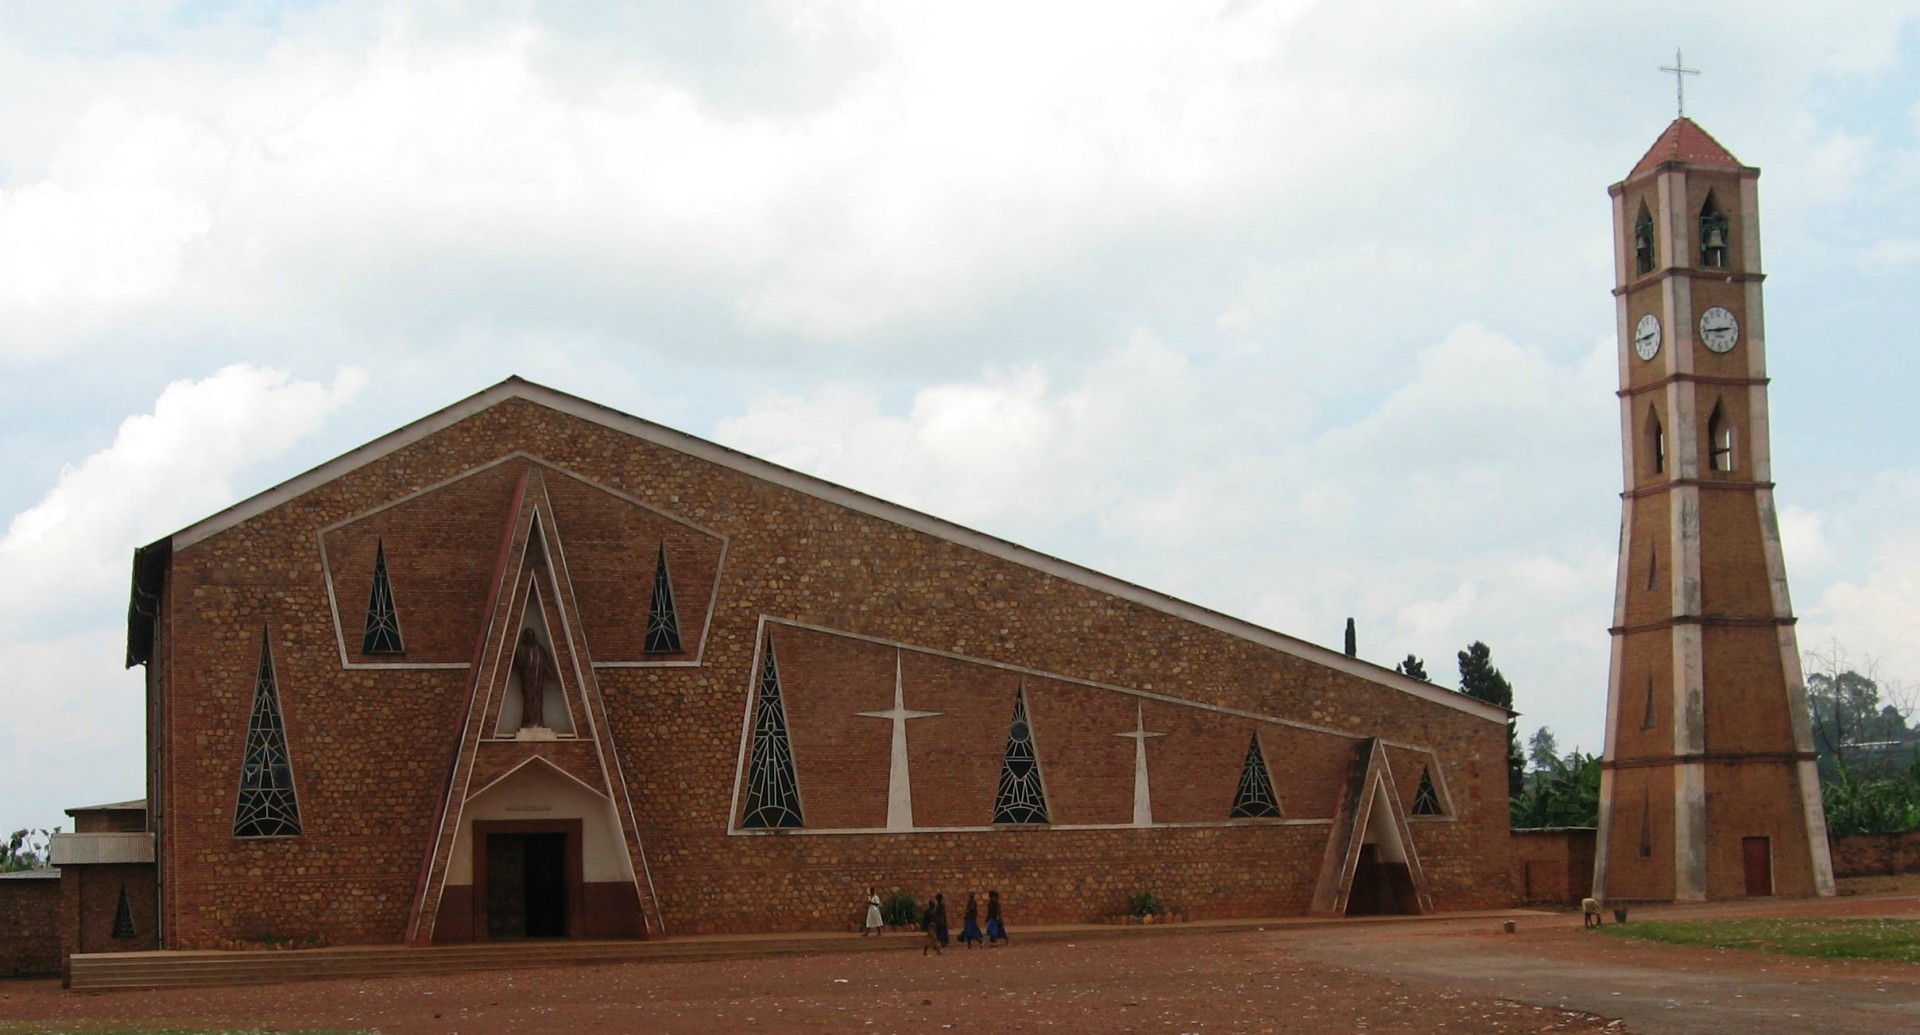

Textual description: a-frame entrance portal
[1310,738,1434,916]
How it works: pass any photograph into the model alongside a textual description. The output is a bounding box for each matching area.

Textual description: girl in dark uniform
[959,892,984,948]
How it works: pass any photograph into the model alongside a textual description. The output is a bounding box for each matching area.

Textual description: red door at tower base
[1743,836,1772,896]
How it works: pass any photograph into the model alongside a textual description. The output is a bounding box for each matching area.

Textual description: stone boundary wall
[1828,832,1920,878]
[0,871,61,978]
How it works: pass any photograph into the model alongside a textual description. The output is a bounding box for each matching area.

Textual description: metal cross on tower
[1659,49,1700,117]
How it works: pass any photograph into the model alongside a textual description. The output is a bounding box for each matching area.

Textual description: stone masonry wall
[1829,832,1920,878]
[0,873,61,977]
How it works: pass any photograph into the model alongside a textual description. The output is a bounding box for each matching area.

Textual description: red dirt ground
[4,880,1916,1034]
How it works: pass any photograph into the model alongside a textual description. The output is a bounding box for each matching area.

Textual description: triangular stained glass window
[741,637,804,829]
[1230,732,1282,818]
[361,540,403,654]
[112,884,136,939]
[993,687,1050,824]
[234,630,302,838]
[1412,766,1443,816]
[644,543,683,654]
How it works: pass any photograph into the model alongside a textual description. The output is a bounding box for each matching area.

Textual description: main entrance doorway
[486,833,568,937]
[472,819,583,940]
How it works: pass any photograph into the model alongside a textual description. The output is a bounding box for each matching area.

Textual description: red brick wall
[150,394,1513,946]
[0,873,61,977]
[1829,832,1920,878]
[1511,829,1595,905]
[61,864,159,960]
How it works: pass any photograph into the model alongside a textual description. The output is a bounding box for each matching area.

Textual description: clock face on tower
[1634,313,1662,361]
[1699,306,1740,353]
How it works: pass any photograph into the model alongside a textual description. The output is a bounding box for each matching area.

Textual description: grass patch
[1598,917,1920,964]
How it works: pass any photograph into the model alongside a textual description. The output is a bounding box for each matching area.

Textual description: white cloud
[0,364,367,638]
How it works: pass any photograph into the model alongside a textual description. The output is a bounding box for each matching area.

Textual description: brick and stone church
[52,375,1512,956]
[29,114,1832,970]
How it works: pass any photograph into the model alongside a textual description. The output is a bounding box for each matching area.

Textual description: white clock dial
[1634,313,1662,361]
[1699,306,1740,353]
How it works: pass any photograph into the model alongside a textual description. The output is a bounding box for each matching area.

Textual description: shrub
[1129,891,1162,918]
[881,889,921,927]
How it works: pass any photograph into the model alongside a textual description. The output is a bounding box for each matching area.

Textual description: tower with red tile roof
[1592,119,1833,902]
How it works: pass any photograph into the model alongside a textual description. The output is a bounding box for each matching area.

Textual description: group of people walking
[861,887,1008,954]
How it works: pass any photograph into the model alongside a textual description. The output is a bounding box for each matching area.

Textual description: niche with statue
[493,590,577,739]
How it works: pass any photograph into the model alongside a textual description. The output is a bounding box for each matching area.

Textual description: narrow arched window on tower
[1699,193,1729,269]
[1708,403,1735,472]
[1634,203,1656,275]
[1646,408,1665,476]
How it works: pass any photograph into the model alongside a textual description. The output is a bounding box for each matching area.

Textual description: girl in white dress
[863,887,884,936]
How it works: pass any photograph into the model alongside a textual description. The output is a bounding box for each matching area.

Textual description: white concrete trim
[50,832,154,865]
[1674,762,1708,901]
[753,616,1460,751]
[166,379,1503,725]
[1797,757,1837,896]
[1590,767,1616,899]
[466,754,611,804]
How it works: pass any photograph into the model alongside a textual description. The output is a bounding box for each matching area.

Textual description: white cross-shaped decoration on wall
[1114,700,1166,827]
[857,652,941,831]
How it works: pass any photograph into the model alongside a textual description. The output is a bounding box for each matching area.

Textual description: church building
[59,375,1512,955]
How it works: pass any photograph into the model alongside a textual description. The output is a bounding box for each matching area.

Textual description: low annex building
[64,378,1510,953]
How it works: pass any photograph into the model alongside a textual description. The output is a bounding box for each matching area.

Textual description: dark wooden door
[1742,836,1772,897]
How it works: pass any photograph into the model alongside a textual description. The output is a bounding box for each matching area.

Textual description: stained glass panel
[1230,732,1281,818]
[645,542,683,654]
[361,541,403,654]
[993,688,1049,824]
[741,638,804,828]
[234,630,302,838]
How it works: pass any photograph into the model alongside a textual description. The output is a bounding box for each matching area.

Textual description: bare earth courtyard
[3,885,1916,1034]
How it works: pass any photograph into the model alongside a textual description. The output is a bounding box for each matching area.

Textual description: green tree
[1511,745,1600,828]
[1527,727,1561,774]
[1,828,54,872]
[1458,641,1523,797]
[1395,654,1428,681]
[1804,642,1914,782]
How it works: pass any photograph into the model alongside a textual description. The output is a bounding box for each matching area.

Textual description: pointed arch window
[741,638,804,829]
[1229,732,1282,818]
[1634,203,1656,275]
[1707,403,1734,472]
[1641,674,1658,730]
[1699,193,1729,269]
[644,543,683,654]
[1647,408,1666,476]
[112,885,136,939]
[361,540,404,654]
[234,629,302,838]
[1412,766,1443,816]
[993,688,1050,824]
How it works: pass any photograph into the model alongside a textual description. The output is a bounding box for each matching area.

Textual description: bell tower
[1592,119,1834,902]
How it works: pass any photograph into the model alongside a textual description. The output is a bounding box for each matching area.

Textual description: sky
[3,1,1919,833]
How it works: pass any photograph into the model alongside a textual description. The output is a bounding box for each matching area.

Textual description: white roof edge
[167,377,1507,726]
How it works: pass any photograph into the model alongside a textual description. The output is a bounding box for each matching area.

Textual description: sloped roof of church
[1629,117,1745,178]
[129,377,1508,724]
